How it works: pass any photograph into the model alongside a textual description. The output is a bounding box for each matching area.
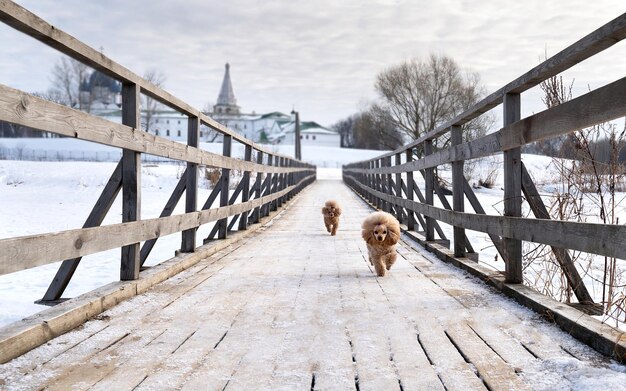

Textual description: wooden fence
[343,13,626,311]
[0,1,315,302]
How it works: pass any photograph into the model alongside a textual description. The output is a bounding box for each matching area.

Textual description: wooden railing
[0,1,315,302]
[343,13,626,309]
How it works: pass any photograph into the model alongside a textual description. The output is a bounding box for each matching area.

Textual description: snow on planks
[1,179,623,390]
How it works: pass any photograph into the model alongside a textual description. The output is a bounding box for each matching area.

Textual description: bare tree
[350,109,404,150]
[331,115,356,148]
[142,69,167,134]
[48,56,91,111]
[374,53,492,154]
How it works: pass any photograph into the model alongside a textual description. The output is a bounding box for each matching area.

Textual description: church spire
[214,63,239,115]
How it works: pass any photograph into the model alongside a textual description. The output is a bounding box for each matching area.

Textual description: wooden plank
[238,145,253,230]
[41,160,123,301]
[344,174,626,260]
[378,248,485,391]
[120,82,141,281]
[503,93,522,283]
[262,154,274,217]
[421,169,471,249]
[345,76,626,177]
[0,174,314,275]
[424,140,435,241]
[0,231,256,366]
[37,245,257,389]
[208,179,246,239]
[250,151,264,224]
[270,155,280,212]
[0,85,302,174]
[395,153,403,224]
[520,162,594,304]
[181,116,199,252]
[405,149,416,230]
[217,135,232,239]
[140,169,187,265]
[446,322,531,391]
[452,125,466,257]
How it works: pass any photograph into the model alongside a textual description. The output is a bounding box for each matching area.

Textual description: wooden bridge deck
[2,179,624,390]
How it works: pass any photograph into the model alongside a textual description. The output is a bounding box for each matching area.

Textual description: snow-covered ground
[1,141,625,333]
[0,137,382,168]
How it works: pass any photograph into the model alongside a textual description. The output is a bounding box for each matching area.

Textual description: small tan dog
[321,200,342,236]
[361,211,401,277]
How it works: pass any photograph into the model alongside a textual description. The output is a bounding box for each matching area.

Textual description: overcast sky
[1,0,626,127]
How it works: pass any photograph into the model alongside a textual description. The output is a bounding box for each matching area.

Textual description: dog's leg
[324,221,332,233]
[331,221,338,235]
[374,257,386,277]
[385,251,397,271]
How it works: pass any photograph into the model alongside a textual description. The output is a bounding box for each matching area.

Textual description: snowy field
[1,140,625,333]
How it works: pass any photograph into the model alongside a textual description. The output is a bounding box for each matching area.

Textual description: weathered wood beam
[346,77,626,177]
[0,174,315,275]
[405,149,416,231]
[424,140,435,241]
[250,151,264,224]
[238,145,253,231]
[120,83,141,281]
[0,84,302,174]
[419,170,472,251]
[40,160,123,302]
[181,116,199,252]
[394,153,403,224]
[345,175,626,261]
[520,162,594,304]
[462,179,507,261]
[452,125,466,258]
[206,178,246,241]
[503,93,523,283]
[140,169,188,266]
[217,135,232,239]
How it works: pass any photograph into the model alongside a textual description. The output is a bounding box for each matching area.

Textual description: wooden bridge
[1,2,626,389]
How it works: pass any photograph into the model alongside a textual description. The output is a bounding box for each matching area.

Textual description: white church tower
[213,63,240,115]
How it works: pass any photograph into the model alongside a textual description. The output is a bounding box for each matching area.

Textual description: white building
[82,64,338,145]
[268,120,340,147]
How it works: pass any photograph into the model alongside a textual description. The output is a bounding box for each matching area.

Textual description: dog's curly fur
[321,200,342,236]
[362,211,400,277]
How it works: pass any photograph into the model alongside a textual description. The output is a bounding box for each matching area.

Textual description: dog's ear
[334,206,342,216]
[384,230,400,246]
[321,207,328,216]
[362,229,374,245]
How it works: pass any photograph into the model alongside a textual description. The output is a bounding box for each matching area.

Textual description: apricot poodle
[361,211,401,277]
[321,200,342,236]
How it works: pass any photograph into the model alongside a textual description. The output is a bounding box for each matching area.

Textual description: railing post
[278,157,285,207]
[181,116,199,252]
[384,156,392,213]
[263,154,273,217]
[405,148,415,231]
[251,150,263,223]
[367,161,373,204]
[424,139,435,241]
[394,153,403,224]
[503,93,523,283]
[217,134,232,239]
[451,125,466,258]
[271,155,280,211]
[238,144,253,231]
[120,82,141,280]
[375,159,382,210]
